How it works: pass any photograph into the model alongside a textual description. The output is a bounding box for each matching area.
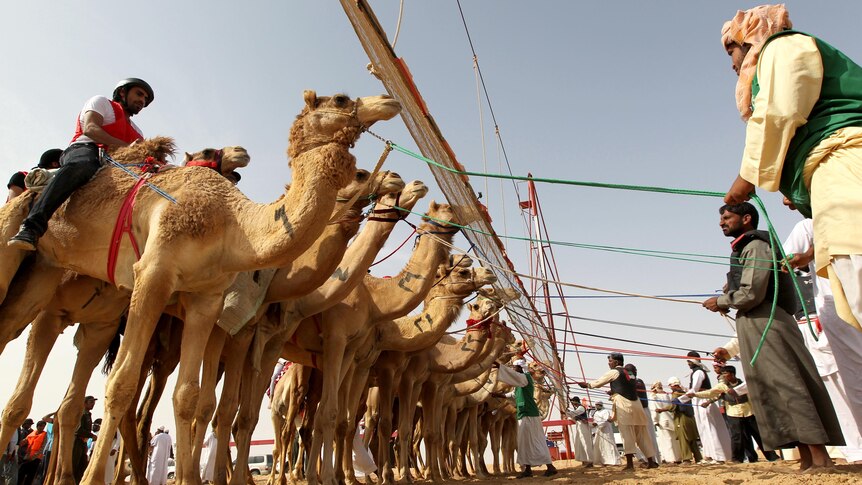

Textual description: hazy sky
[2,1,861,441]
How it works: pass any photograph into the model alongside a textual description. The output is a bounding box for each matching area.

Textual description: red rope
[370,227,416,267]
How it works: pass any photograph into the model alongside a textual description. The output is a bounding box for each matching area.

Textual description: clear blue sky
[1,0,861,436]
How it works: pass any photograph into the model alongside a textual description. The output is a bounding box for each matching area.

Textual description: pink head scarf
[721,4,793,121]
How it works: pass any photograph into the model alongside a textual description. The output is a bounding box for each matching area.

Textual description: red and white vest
[70,100,143,147]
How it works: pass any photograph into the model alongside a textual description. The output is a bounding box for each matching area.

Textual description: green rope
[397,205,778,270]
[388,140,819,364]
[391,142,726,197]
[748,196,816,366]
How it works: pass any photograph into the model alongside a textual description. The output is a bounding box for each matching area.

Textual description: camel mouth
[357,96,402,125]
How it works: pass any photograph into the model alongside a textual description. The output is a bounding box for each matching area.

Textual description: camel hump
[110,136,177,165]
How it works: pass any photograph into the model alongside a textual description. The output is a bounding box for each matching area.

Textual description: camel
[182,169,408,477]
[327,262,499,485]
[114,168,410,484]
[0,91,400,485]
[366,292,512,484]
[265,203,467,485]
[0,145,250,485]
[209,186,430,485]
[271,260,497,485]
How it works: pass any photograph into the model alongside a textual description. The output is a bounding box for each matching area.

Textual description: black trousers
[72,439,88,485]
[727,414,779,462]
[17,459,40,485]
[23,143,101,236]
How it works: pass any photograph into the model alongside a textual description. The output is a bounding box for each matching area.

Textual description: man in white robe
[566,396,593,467]
[352,424,377,478]
[497,359,558,478]
[590,402,619,466]
[146,428,172,485]
[649,382,681,463]
[200,426,217,483]
[783,215,862,462]
[678,352,732,464]
[577,353,658,470]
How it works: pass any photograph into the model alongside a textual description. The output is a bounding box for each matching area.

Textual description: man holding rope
[497,359,558,478]
[9,78,153,250]
[704,202,842,471]
[720,4,862,334]
[576,353,659,470]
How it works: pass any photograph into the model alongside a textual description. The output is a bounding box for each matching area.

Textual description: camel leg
[410,413,424,479]
[394,380,418,484]
[52,321,124,485]
[124,327,164,485]
[0,310,65,451]
[293,369,322,481]
[373,367,396,485]
[229,332,286,485]
[340,367,370,485]
[0,257,64,354]
[363,387,379,450]
[192,328,227,471]
[467,407,486,478]
[172,292,225,485]
[418,385,445,483]
[81,265,175,485]
[212,327,253,485]
[307,333,353,485]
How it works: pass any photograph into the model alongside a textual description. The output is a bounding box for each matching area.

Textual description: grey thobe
[717,238,843,450]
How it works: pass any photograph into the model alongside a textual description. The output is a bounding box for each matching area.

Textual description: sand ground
[249,458,862,484]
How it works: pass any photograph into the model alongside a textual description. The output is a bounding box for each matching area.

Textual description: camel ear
[304,90,318,109]
[183,152,192,165]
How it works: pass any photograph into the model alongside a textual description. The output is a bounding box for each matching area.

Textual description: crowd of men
[0,396,172,485]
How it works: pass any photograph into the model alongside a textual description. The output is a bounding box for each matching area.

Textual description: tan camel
[367,293,510,484]
[184,169,408,476]
[329,264,499,485]
[125,169,409,483]
[225,201,462,485]
[0,146,249,485]
[209,186,429,485]
[269,204,468,485]
[0,91,400,485]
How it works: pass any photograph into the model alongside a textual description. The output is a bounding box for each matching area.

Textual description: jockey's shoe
[8,225,39,251]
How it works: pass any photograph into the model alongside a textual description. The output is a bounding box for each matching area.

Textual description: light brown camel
[0,145,249,485]
[329,263,499,485]
[271,203,468,485]
[0,91,400,485]
[128,169,409,483]
[367,293,508,484]
[185,169,408,476]
[210,185,429,485]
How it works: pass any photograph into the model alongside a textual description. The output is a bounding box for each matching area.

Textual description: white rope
[391,0,405,48]
[415,229,704,305]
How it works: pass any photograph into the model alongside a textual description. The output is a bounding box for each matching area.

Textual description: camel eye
[333,95,349,107]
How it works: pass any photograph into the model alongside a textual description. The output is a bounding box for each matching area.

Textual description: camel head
[448,253,474,269]
[467,295,500,323]
[287,91,401,159]
[336,169,405,210]
[183,146,251,183]
[432,263,497,300]
[418,200,461,236]
[369,179,428,224]
[476,287,520,305]
[110,136,177,164]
